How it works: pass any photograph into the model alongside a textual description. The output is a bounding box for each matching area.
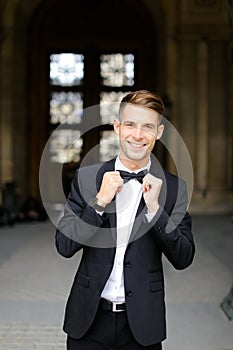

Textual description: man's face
[114,104,164,169]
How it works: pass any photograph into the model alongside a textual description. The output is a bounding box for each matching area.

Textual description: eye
[144,124,155,131]
[124,122,135,128]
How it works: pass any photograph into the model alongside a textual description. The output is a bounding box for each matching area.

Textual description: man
[56,90,195,349]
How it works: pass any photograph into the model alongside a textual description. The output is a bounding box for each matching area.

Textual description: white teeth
[129,142,144,148]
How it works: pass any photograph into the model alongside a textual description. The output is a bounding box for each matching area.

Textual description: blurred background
[0,1,232,349]
[0,0,232,214]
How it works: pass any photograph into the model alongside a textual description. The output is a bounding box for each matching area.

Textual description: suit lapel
[96,158,116,191]
[150,157,167,211]
[96,159,117,243]
[129,157,166,243]
[128,196,147,243]
[149,156,165,179]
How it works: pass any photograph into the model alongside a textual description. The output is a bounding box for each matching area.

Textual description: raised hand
[142,173,162,213]
[96,171,124,207]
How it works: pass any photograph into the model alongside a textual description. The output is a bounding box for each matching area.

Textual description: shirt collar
[115,156,151,174]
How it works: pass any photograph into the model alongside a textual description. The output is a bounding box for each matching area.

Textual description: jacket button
[124,261,131,267]
[127,291,132,297]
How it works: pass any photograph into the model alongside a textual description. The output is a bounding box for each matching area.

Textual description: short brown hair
[119,90,165,118]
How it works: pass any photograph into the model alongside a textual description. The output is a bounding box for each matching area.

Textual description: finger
[142,183,147,193]
[143,181,151,192]
[142,179,149,192]
[116,185,123,193]
[144,173,153,181]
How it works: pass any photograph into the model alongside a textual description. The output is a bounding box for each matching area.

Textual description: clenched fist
[96,171,124,207]
[142,173,162,213]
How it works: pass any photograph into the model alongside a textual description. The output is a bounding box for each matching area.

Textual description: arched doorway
[28,0,158,198]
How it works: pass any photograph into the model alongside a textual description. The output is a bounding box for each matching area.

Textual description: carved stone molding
[175,26,233,41]
[192,0,220,11]
[180,0,229,25]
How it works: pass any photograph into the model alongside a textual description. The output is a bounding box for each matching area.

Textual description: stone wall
[0,0,232,213]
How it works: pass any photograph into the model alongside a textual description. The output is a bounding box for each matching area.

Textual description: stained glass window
[48,51,136,164]
[99,131,119,162]
[100,91,129,124]
[50,129,83,164]
[100,53,134,87]
[50,53,84,86]
[50,92,83,124]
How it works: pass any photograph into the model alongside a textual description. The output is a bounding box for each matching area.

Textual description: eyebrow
[122,120,157,127]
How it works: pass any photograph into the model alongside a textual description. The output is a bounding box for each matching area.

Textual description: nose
[132,126,144,139]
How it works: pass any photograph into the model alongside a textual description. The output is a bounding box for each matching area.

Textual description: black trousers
[67,308,162,350]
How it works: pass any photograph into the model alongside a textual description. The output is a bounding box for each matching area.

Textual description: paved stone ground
[0,214,232,350]
[0,324,64,349]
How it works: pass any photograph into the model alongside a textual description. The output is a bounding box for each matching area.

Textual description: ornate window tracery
[48,52,135,164]
[50,53,84,86]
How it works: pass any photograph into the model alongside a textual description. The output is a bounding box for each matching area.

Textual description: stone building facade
[0,0,232,214]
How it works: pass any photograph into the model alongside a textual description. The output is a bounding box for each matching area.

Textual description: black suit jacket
[56,158,195,346]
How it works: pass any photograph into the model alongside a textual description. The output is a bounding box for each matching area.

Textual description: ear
[113,119,120,135]
[156,124,164,140]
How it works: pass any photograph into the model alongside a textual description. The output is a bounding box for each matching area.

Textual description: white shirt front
[101,157,151,302]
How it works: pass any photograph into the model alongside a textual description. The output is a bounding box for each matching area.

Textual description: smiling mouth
[128,141,146,149]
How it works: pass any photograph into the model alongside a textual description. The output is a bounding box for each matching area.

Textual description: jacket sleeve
[55,170,106,258]
[145,179,195,270]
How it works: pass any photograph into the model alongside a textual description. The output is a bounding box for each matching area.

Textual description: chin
[126,151,148,162]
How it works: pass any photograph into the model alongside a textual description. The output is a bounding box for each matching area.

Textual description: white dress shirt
[101,157,151,302]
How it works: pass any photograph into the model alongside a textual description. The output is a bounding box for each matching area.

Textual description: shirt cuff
[96,210,104,215]
[145,210,158,222]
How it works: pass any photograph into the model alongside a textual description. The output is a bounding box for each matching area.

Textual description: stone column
[166,36,179,175]
[226,40,233,198]
[0,26,14,186]
[196,39,209,196]
[208,41,228,194]
[0,0,29,203]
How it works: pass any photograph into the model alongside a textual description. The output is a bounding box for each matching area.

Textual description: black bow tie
[118,170,148,184]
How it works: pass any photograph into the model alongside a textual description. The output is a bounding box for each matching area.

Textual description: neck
[119,155,150,171]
